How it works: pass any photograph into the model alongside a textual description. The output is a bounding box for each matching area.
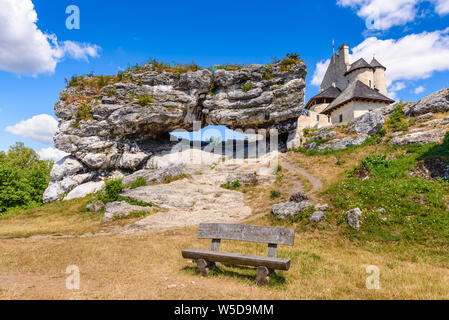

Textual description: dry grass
[1,226,449,299]
[0,197,152,239]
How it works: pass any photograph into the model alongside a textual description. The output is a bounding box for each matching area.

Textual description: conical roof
[370,57,386,69]
[345,58,372,75]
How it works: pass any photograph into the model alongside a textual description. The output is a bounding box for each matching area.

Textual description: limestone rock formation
[390,129,446,145]
[406,89,449,116]
[348,107,386,136]
[45,58,307,202]
[272,201,312,219]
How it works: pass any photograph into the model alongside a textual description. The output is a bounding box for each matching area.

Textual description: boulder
[390,129,446,145]
[272,201,312,219]
[348,108,385,135]
[344,208,363,230]
[102,201,152,223]
[309,211,326,223]
[50,156,85,182]
[290,191,309,203]
[407,89,449,116]
[64,181,105,201]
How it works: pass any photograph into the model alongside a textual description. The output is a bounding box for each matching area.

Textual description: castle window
[369,80,372,87]
[339,114,343,123]
[317,115,320,122]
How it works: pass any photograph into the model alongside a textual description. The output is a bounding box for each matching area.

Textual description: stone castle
[298,44,394,130]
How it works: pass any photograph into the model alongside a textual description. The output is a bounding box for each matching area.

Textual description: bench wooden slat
[197,223,295,246]
[182,249,291,271]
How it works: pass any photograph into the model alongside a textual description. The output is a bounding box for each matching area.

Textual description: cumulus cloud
[5,114,58,144]
[350,29,449,85]
[0,0,100,75]
[337,0,420,30]
[433,0,449,14]
[337,0,449,30]
[414,85,426,93]
[311,59,330,86]
[37,147,68,162]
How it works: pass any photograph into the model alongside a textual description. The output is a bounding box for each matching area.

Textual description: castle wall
[330,100,387,124]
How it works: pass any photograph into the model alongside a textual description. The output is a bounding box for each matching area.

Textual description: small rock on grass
[345,208,362,230]
[309,211,326,223]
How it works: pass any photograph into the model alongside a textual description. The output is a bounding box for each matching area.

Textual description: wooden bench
[182,223,295,285]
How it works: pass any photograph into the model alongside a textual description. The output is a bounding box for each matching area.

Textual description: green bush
[99,179,124,203]
[130,177,147,189]
[136,94,155,106]
[386,103,409,132]
[221,180,241,190]
[0,143,52,213]
[76,104,92,120]
[240,83,254,92]
[270,190,281,199]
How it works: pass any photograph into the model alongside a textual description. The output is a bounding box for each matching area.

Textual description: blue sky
[1,0,449,159]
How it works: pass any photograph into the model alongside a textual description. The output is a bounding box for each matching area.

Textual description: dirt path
[280,153,323,202]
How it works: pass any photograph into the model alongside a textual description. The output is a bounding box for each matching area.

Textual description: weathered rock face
[54,61,306,172]
[390,129,446,145]
[45,60,307,203]
[406,89,449,116]
[348,107,386,136]
[271,201,312,219]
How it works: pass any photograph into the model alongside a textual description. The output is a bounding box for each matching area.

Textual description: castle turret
[370,57,388,96]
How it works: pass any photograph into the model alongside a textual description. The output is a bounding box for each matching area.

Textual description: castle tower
[370,57,388,96]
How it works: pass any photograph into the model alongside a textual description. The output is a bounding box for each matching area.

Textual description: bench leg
[256,266,270,286]
[195,259,209,277]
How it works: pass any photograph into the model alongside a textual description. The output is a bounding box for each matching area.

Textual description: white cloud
[311,59,330,86]
[414,85,426,93]
[433,0,449,14]
[37,147,68,162]
[5,114,58,144]
[337,0,420,30]
[337,0,449,30]
[388,82,406,99]
[0,0,100,75]
[350,28,449,85]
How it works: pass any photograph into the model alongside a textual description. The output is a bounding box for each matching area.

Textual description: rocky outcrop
[45,59,307,202]
[315,134,369,151]
[390,129,446,145]
[272,201,312,219]
[406,89,449,116]
[348,107,386,136]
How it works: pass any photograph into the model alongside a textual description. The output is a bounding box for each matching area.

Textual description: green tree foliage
[0,143,53,212]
